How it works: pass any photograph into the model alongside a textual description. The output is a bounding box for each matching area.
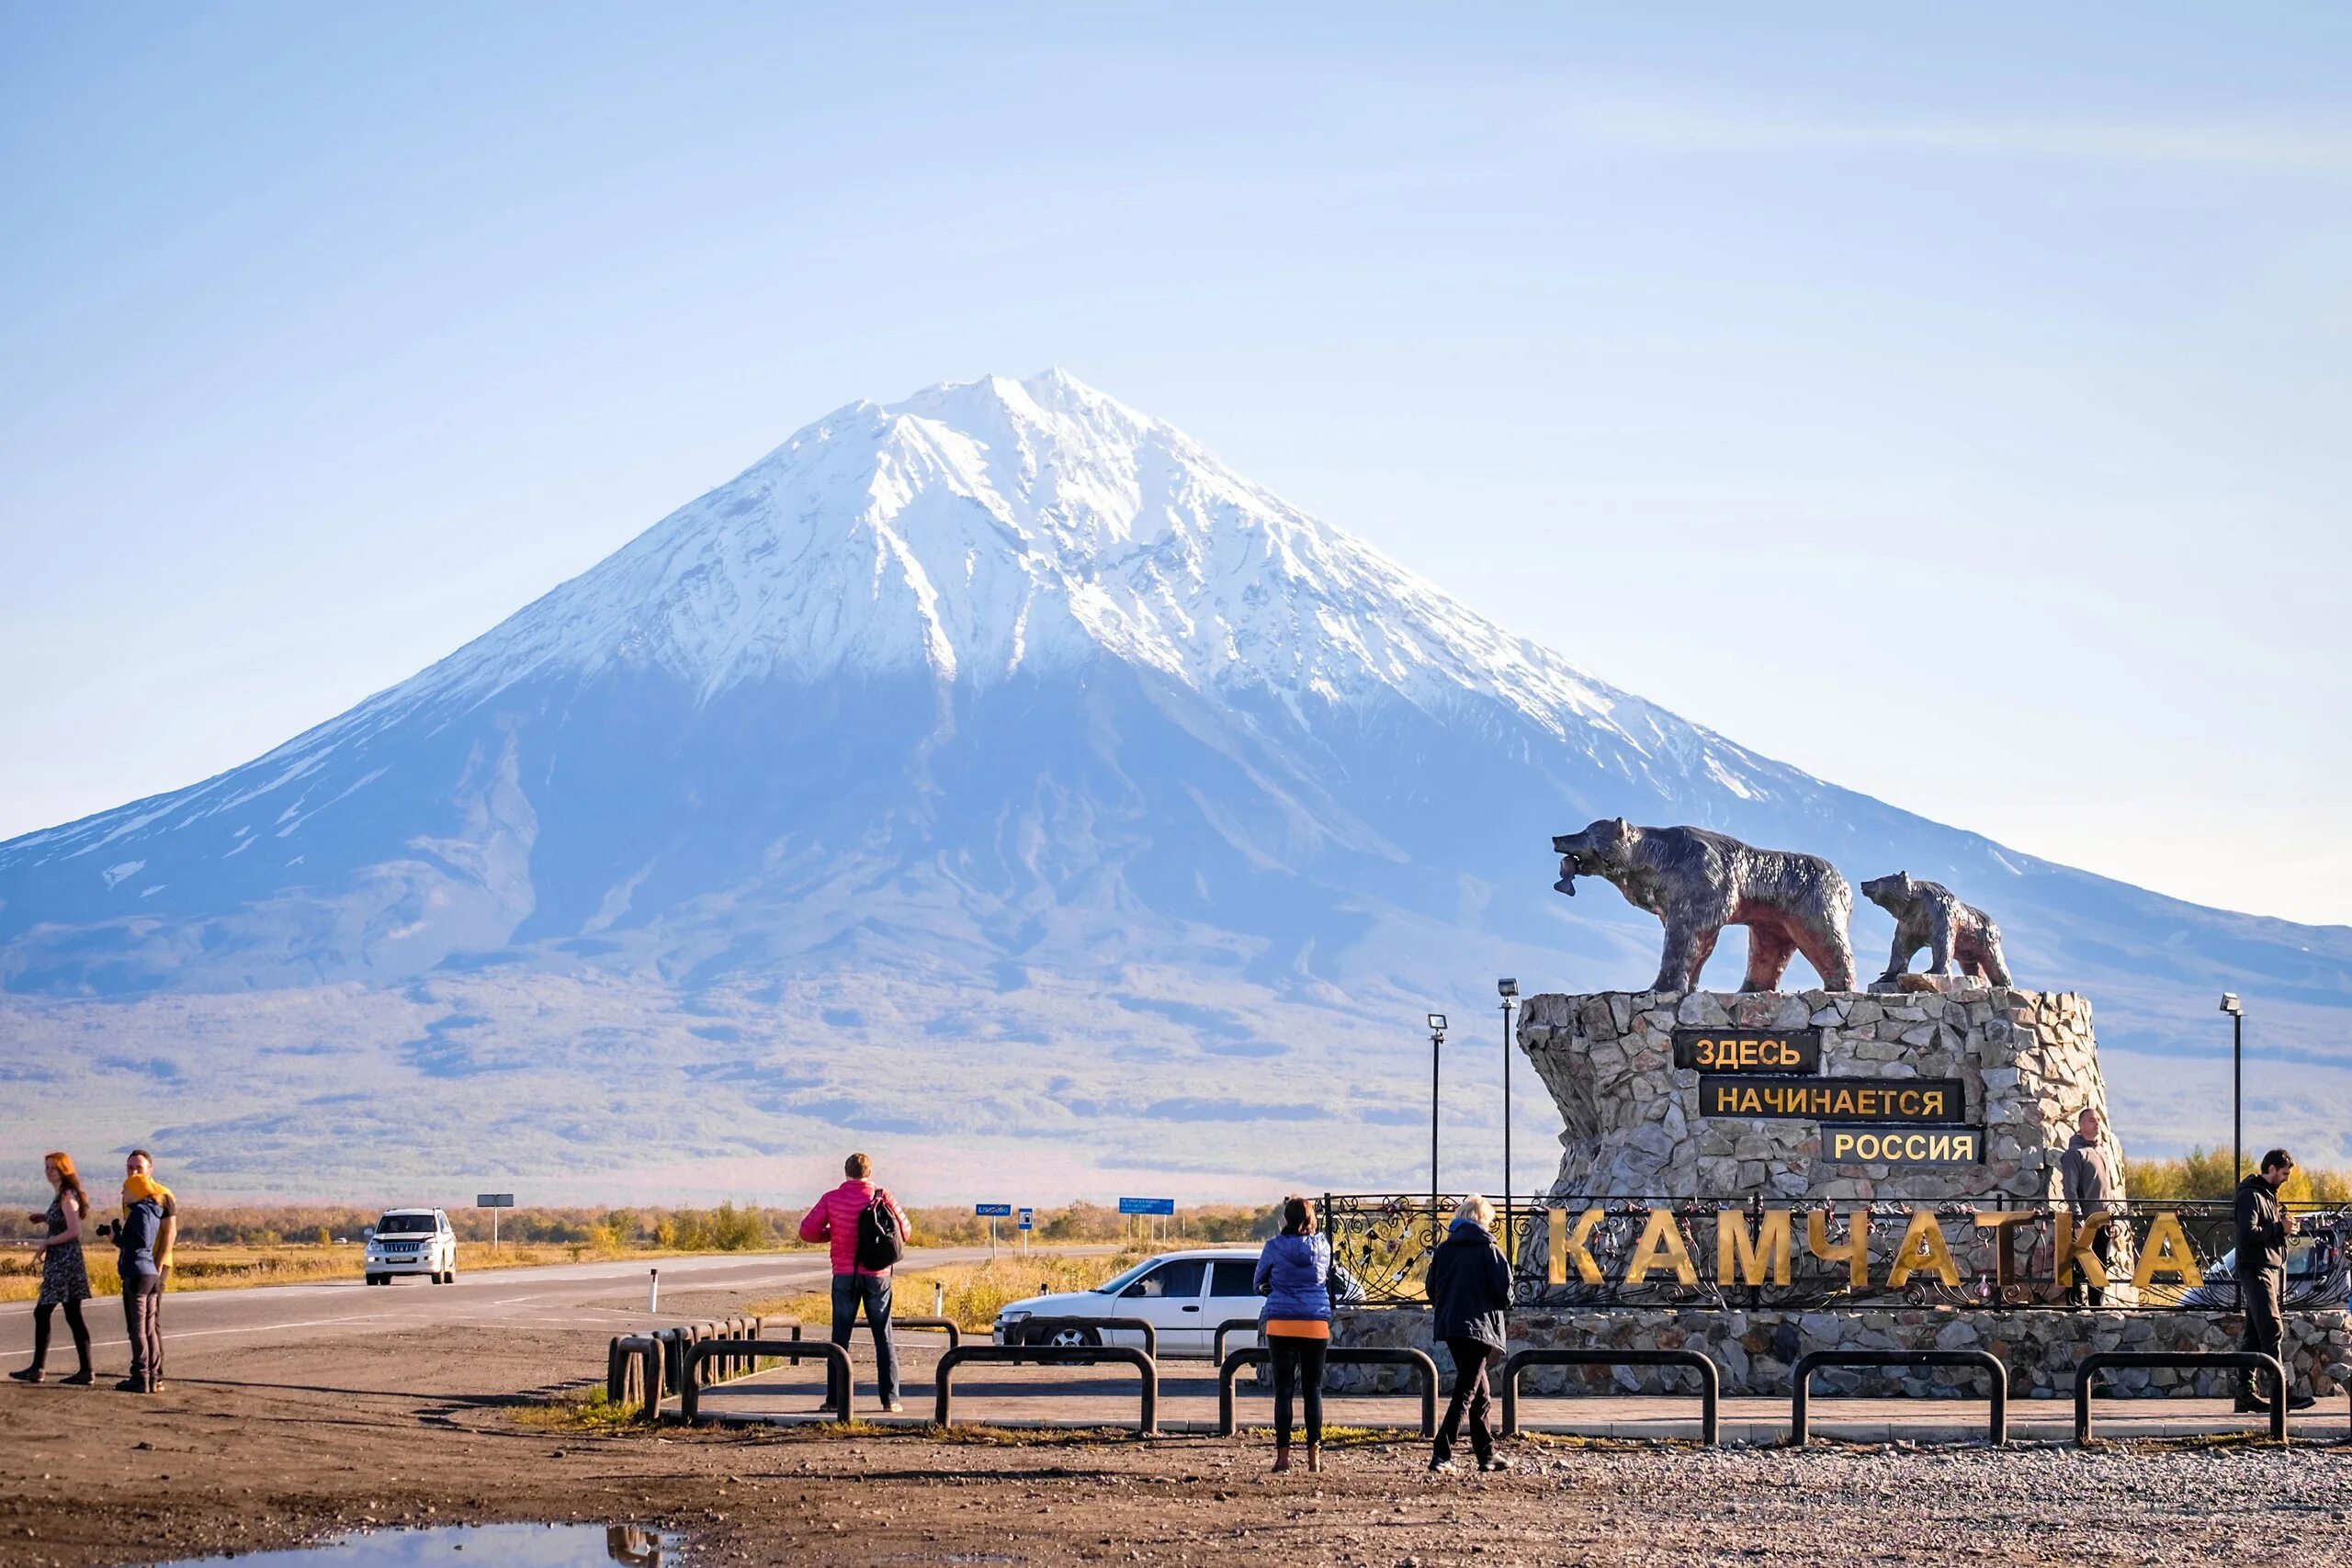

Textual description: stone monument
[1517,981,2101,1203]
[1325,828,2352,1409]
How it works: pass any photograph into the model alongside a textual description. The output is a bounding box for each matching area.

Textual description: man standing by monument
[2233,1149,2313,1412]
[2059,1109,2121,1306]
[115,1149,175,1393]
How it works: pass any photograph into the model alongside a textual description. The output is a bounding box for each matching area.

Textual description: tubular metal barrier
[931,1345,1159,1434]
[606,1335,663,1423]
[890,1315,964,1349]
[677,1337,853,1426]
[2074,1350,2287,1444]
[1005,1315,1159,1359]
[1498,1348,1722,1444]
[1213,1318,1262,1364]
[1790,1350,2008,1448]
[1216,1347,1440,1438]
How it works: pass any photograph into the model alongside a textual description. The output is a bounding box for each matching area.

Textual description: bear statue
[1860,872,2013,987]
[1551,818,1857,993]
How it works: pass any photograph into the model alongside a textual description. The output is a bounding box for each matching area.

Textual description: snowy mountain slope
[2,370,2347,1194]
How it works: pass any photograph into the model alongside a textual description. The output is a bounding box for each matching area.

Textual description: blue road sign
[975,1202,1012,1216]
[1017,1208,1035,1230]
[1118,1197,1176,1216]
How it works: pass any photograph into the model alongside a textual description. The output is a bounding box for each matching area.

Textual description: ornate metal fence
[1319,1193,2349,1312]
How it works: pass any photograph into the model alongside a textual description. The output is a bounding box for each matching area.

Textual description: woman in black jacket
[1422,1193,1511,1472]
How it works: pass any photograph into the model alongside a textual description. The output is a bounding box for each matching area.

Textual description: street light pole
[2221,993,2244,1180]
[1427,1013,1447,1244]
[1497,978,1519,1267]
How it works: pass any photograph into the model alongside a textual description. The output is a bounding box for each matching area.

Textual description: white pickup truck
[363,1208,458,1285]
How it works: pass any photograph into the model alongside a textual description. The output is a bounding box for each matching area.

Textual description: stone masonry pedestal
[1517,983,2110,1203]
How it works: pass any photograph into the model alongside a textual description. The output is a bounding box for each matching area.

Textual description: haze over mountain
[5,370,2348,1200]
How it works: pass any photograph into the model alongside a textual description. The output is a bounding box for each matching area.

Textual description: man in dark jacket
[1424,1194,1512,1472]
[2233,1149,2313,1412]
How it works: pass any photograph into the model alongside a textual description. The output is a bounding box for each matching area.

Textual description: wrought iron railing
[1319,1193,2350,1312]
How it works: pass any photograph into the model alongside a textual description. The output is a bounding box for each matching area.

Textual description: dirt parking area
[3,1299,2348,1567]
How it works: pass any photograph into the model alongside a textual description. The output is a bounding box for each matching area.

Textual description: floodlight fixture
[2221,994,2245,1179]
[1428,1013,1447,1033]
[1497,977,1519,998]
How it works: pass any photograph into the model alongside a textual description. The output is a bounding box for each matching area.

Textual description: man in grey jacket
[2058,1109,2121,1306]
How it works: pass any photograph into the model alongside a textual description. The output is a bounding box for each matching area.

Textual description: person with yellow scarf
[115,1151,176,1393]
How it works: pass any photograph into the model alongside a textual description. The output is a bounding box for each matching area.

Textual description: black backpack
[854,1190,904,1272]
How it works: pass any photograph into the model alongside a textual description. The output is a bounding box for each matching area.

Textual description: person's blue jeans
[829,1271,898,1408]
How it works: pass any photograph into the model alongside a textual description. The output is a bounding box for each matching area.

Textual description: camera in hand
[96,1220,119,1239]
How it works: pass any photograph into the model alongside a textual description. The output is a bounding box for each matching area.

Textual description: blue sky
[4,4,2347,923]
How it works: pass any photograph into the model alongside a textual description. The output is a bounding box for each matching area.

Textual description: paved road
[0,1246,1008,1358]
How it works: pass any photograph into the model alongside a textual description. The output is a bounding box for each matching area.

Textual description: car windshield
[2219,1237,2327,1279]
[1091,1258,1170,1294]
[377,1214,437,1235]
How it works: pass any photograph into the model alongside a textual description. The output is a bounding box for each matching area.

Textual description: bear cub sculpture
[1551,818,1856,993]
[1860,871,2013,987]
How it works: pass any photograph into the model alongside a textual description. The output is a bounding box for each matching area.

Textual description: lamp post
[2221,993,2244,1180]
[1497,978,1519,1262]
[1427,1012,1447,1243]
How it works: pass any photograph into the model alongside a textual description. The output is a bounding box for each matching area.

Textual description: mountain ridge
[3,370,2348,1195]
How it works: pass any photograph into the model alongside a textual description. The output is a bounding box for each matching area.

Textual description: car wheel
[366,1273,383,1286]
[1040,1325,1101,1362]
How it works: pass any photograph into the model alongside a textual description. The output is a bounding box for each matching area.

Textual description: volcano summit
[5,371,2348,1196]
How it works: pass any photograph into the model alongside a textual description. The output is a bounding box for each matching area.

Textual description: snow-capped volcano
[4,370,2349,1196]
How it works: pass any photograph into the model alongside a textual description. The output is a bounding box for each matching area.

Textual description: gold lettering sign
[1715,1209,1793,1286]
[1700,1077,1966,1123]
[1623,1207,1700,1285]
[1805,1209,1871,1287]
[1672,1029,1821,1074]
[1534,1204,2219,1292]
[2054,1212,2113,1289]
[1821,1124,1984,1166]
[2131,1211,2204,1289]
[1884,1211,1961,1287]
[1547,1205,1605,1286]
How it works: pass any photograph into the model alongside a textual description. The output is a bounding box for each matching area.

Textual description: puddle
[159,1523,686,1565]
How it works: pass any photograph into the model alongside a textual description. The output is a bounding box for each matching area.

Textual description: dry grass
[2125,1148,2352,1202]
[514,1385,645,1432]
[0,1238,662,1303]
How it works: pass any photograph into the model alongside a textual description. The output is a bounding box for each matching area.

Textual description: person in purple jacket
[1253,1195,1347,1472]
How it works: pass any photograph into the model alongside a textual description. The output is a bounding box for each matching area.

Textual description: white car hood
[1000,1291,1112,1317]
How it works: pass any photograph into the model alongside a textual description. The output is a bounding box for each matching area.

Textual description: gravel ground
[3,1290,2346,1568]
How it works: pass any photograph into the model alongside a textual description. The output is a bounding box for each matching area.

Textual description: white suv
[364,1208,458,1285]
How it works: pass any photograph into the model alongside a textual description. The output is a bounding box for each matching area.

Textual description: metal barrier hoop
[1213,1318,1261,1364]
[1216,1347,1440,1438]
[932,1345,1159,1434]
[1790,1350,2008,1448]
[890,1315,964,1348]
[1498,1348,1721,1444]
[2074,1350,2286,1444]
[677,1338,853,1425]
[606,1335,664,1423]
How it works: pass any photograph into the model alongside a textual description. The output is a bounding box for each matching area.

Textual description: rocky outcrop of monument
[1518,983,2113,1202]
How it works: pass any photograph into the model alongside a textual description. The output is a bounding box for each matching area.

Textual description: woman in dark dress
[9,1151,94,1384]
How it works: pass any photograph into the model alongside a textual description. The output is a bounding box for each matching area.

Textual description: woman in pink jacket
[798,1152,910,1413]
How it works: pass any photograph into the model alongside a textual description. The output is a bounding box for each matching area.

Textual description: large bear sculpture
[1860,872,2013,987]
[1551,818,1857,993]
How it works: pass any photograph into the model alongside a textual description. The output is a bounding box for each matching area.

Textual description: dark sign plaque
[1821,1123,1986,1166]
[1671,1028,1820,1074]
[1698,1076,1966,1123]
